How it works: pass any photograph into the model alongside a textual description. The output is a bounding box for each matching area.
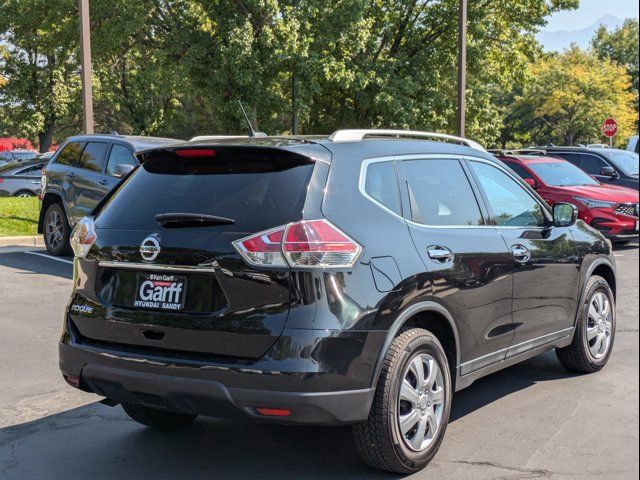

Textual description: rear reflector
[256,407,291,417]
[63,374,80,387]
[174,149,216,158]
[233,219,361,269]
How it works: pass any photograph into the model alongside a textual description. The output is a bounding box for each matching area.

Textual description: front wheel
[556,275,615,373]
[352,328,452,474]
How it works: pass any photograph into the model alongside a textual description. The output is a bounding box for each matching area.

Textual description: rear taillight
[174,148,216,158]
[41,168,47,191]
[70,216,97,258]
[233,219,361,269]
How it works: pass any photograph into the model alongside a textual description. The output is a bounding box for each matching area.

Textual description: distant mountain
[537,14,624,52]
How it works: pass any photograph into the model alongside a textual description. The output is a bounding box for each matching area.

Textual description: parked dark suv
[538,146,639,191]
[60,130,617,474]
[38,134,181,255]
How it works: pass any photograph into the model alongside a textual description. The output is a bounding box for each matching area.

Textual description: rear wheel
[121,402,197,429]
[14,190,35,198]
[352,328,452,474]
[43,203,71,256]
[556,275,615,373]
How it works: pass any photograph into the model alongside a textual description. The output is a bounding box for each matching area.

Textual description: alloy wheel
[586,291,613,360]
[397,353,445,452]
[46,210,63,250]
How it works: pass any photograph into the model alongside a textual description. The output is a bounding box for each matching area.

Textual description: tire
[14,190,35,198]
[121,402,197,429]
[352,328,452,474]
[556,275,615,373]
[43,202,72,256]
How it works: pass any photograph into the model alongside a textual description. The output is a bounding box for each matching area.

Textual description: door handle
[511,244,531,263]
[427,246,454,262]
[65,171,76,178]
[98,179,108,186]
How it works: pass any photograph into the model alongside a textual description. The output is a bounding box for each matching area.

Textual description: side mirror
[113,164,134,178]
[600,166,617,178]
[553,203,578,227]
[523,178,538,189]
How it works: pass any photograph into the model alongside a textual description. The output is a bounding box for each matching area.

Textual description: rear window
[95,149,316,232]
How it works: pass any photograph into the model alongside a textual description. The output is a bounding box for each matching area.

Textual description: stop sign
[602,118,618,138]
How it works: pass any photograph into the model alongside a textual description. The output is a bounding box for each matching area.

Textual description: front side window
[55,142,85,166]
[403,159,483,226]
[106,145,137,176]
[470,161,547,227]
[505,163,534,180]
[364,161,401,216]
[78,142,108,173]
[580,154,607,175]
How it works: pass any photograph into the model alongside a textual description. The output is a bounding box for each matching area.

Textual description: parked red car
[497,153,639,243]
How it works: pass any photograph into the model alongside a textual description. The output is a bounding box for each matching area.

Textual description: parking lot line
[25,250,74,265]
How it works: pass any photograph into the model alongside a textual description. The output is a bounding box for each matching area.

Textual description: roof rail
[488,148,547,156]
[328,129,486,152]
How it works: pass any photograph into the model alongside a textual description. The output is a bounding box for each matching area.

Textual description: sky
[545,0,639,32]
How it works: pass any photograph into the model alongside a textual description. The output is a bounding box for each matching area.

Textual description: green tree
[592,18,639,128]
[512,47,636,146]
[0,0,81,151]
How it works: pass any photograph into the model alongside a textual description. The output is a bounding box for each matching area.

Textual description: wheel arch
[38,192,65,233]
[574,258,617,328]
[370,302,461,391]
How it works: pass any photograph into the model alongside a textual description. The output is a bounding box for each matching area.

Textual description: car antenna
[237,100,267,138]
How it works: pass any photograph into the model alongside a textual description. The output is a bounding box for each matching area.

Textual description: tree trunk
[38,122,55,153]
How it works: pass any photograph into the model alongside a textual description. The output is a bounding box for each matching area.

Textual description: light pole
[456,0,467,138]
[79,0,94,134]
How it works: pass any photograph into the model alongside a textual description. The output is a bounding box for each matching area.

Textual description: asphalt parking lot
[0,244,638,479]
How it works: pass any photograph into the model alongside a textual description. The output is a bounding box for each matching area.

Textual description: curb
[0,235,44,247]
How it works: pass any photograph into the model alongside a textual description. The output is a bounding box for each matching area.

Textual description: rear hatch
[71,146,317,359]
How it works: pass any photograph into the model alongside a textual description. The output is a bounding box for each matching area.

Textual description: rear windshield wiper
[155,213,235,228]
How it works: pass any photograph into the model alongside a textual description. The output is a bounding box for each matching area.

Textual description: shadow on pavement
[0,251,72,280]
[612,241,638,251]
[0,351,578,479]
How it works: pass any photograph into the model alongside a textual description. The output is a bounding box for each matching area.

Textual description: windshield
[604,151,639,176]
[12,151,37,160]
[529,161,598,187]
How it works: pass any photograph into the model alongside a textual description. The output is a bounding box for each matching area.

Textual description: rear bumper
[59,323,384,425]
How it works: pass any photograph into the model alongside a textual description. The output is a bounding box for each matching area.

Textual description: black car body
[540,146,639,191]
[38,134,181,255]
[0,160,46,197]
[60,130,617,474]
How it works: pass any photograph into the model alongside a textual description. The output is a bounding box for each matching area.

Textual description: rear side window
[96,149,316,232]
[55,142,84,166]
[552,152,580,166]
[403,159,483,226]
[78,142,108,172]
[106,145,137,176]
[364,161,401,216]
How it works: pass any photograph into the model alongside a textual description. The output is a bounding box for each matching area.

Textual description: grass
[0,197,40,237]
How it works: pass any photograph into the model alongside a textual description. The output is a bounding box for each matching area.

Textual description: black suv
[39,134,181,255]
[539,146,639,191]
[60,130,617,474]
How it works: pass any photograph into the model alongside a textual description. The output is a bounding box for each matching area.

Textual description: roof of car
[65,134,183,151]
[499,154,564,164]
[181,132,497,164]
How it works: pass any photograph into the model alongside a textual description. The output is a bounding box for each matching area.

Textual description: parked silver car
[0,160,46,197]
